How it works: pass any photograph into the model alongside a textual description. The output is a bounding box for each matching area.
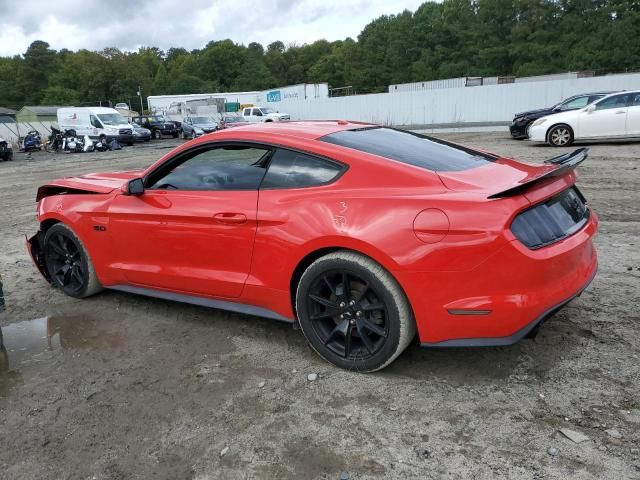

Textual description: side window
[254,109,263,117]
[90,115,102,128]
[243,109,250,117]
[261,149,344,189]
[559,96,589,110]
[630,93,640,106]
[596,94,629,110]
[148,146,271,191]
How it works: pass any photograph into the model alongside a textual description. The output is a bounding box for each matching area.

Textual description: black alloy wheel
[43,224,103,298]
[45,231,85,294]
[306,269,389,360]
[296,251,415,372]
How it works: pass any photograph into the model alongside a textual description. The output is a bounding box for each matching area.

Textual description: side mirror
[126,178,145,196]
[585,104,596,113]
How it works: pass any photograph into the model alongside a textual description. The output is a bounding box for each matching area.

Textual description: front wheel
[547,125,574,147]
[295,251,416,372]
[43,223,103,299]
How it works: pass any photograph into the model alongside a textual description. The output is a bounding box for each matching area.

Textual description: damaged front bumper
[26,231,50,283]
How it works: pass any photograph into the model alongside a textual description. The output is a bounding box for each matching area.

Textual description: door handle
[615,110,626,114]
[213,212,247,225]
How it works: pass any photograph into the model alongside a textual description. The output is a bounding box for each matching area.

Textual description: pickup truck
[241,107,290,123]
[131,115,180,139]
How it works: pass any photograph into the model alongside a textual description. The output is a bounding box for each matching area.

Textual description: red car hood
[43,170,143,194]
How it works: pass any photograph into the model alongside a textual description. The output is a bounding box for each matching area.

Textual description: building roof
[19,106,66,115]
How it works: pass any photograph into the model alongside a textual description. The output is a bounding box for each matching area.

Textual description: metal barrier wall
[0,121,56,145]
[275,72,640,128]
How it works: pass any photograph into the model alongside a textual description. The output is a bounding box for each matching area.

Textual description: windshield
[98,113,128,126]
[192,116,214,123]
[259,108,275,114]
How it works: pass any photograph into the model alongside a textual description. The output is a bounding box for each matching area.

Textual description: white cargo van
[57,107,134,145]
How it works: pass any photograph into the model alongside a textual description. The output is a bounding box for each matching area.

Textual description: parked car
[131,124,151,142]
[510,92,614,139]
[27,121,597,372]
[131,115,180,139]
[58,107,134,146]
[181,116,218,139]
[242,106,290,122]
[0,137,12,161]
[528,90,640,146]
[114,103,129,110]
[219,114,248,129]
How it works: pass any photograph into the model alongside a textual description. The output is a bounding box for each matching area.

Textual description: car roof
[219,120,374,140]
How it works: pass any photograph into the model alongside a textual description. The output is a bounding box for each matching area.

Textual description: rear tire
[547,124,574,147]
[153,130,162,140]
[295,251,415,372]
[43,223,103,299]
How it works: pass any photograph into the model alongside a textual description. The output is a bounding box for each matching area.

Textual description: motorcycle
[61,129,84,153]
[45,127,64,152]
[20,130,42,152]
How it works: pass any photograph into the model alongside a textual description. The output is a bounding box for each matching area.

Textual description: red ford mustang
[27,121,598,371]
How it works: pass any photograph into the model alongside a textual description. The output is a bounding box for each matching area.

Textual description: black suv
[510,92,615,139]
[131,115,180,139]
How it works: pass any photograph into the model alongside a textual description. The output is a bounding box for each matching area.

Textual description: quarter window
[261,149,344,188]
[147,146,271,191]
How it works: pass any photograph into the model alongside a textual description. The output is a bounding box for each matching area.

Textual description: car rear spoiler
[488,147,589,199]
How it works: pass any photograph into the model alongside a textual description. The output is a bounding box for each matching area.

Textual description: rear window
[320,127,495,172]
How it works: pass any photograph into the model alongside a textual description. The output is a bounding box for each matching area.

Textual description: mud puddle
[0,314,123,395]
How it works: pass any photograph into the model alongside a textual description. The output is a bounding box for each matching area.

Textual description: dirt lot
[0,133,638,479]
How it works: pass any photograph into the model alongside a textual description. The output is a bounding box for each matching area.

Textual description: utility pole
[137,86,144,114]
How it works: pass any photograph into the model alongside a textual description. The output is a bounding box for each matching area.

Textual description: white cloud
[0,0,425,56]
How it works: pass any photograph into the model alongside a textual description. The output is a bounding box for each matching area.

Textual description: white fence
[277,72,640,128]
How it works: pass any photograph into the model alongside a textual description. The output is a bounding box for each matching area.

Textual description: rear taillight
[511,187,589,249]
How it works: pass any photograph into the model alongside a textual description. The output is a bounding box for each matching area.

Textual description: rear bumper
[419,265,597,347]
[398,211,599,345]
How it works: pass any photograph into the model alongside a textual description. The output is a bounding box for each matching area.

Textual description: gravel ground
[0,133,639,479]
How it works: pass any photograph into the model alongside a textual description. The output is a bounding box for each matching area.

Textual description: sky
[0,0,426,56]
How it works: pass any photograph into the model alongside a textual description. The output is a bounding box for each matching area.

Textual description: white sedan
[528,90,640,146]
